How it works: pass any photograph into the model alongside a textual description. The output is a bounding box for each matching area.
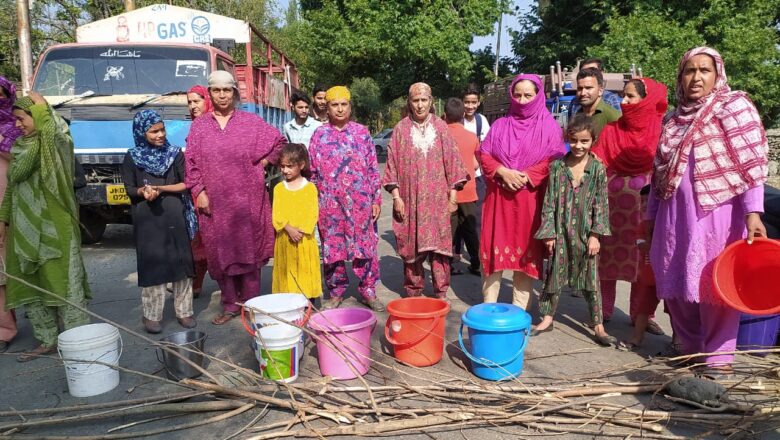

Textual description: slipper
[645,320,666,336]
[657,342,683,357]
[17,344,57,363]
[212,312,238,326]
[594,334,617,347]
[616,340,639,352]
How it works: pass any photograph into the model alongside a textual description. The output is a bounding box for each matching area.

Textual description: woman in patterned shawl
[0,91,90,362]
[648,47,768,370]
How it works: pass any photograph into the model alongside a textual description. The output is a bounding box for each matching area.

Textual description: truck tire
[80,209,107,244]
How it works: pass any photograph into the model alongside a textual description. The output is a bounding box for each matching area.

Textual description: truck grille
[83,164,123,184]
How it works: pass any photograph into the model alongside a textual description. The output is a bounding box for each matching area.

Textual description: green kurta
[535,153,610,294]
[576,100,620,137]
[0,103,91,311]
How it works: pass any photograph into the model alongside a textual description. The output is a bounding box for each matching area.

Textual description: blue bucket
[458,303,531,381]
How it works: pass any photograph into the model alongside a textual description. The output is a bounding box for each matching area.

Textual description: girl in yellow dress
[271,143,322,299]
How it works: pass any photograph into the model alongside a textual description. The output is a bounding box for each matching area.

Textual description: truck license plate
[106,184,130,205]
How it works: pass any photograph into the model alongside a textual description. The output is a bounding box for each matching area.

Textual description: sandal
[17,344,57,363]
[617,340,639,352]
[594,333,617,347]
[211,312,238,326]
[645,320,666,336]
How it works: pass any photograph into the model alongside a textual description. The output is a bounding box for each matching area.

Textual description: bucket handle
[155,334,208,364]
[59,332,123,369]
[240,306,256,337]
[457,323,528,368]
[384,315,442,348]
[241,300,313,336]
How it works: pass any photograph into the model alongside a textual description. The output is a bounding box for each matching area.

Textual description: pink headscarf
[187,85,213,118]
[0,76,21,153]
[480,74,565,171]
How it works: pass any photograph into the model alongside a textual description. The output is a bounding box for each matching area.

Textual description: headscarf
[408,82,432,99]
[0,76,22,153]
[208,70,239,93]
[325,86,351,102]
[652,47,767,211]
[130,110,198,239]
[187,85,213,118]
[479,74,565,171]
[592,78,668,176]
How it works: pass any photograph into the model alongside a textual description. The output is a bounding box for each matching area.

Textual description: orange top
[447,123,479,203]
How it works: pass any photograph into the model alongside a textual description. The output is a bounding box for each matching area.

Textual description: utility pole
[16,0,33,93]
[124,0,135,11]
[493,13,502,80]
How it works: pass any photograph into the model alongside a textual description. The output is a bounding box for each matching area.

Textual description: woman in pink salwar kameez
[382,82,468,299]
[648,47,768,371]
[185,71,285,325]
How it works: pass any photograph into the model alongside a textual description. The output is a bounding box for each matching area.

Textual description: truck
[482,60,636,126]
[31,4,299,243]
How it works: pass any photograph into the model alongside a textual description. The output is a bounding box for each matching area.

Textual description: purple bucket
[737,313,780,356]
[308,308,376,379]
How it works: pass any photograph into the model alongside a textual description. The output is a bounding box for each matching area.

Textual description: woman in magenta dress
[648,47,768,370]
[592,77,667,332]
[478,74,565,309]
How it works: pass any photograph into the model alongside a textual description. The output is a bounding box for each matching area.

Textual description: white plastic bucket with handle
[253,325,302,382]
[58,323,122,397]
[242,293,311,359]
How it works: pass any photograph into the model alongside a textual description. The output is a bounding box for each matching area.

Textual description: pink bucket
[308,308,377,379]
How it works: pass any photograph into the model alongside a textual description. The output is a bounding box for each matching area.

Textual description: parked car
[372,129,393,155]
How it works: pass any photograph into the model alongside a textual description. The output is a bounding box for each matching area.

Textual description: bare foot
[17,344,57,362]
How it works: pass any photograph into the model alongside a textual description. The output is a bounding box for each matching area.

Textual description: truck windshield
[34,46,210,96]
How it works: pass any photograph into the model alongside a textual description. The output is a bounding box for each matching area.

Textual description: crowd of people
[0,46,770,375]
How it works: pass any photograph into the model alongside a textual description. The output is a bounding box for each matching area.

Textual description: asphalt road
[0,161,709,439]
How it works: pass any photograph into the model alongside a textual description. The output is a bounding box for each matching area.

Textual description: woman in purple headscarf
[0,76,21,352]
[478,74,566,309]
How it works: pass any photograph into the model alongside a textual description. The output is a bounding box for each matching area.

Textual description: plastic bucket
[385,297,450,366]
[242,293,311,359]
[57,323,122,398]
[737,313,780,356]
[156,330,207,380]
[458,303,531,381]
[252,325,301,382]
[308,308,376,379]
[712,238,780,315]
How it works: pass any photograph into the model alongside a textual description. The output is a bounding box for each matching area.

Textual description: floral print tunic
[535,153,611,293]
[309,121,381,264]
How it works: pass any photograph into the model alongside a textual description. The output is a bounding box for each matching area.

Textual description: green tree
[349,77,382,131]
[470,45,513,90]
[289,0,503,100]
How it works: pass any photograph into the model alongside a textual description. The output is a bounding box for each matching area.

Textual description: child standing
[271,144,322,300]
[122,110,197,334]
[533,115,615,346]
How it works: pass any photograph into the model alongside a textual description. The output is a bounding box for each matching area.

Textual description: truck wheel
[80,211,107,244]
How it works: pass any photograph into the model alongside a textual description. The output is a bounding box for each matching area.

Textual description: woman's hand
[372,204,381,222]
[196,191,211,215]
[284,224,304,243]
[544,238,555,255]
[392,198,406,222]
[746,212,766,244]
[587,235,601,256]
[27,91,46,105]
[139,186,159,202]
[496,167,527,192]
[448,199,458,213]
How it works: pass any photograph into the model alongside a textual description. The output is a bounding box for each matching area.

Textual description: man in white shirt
[463,85,490,142]
[283,91,322,149]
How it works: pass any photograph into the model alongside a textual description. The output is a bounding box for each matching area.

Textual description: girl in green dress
[533,115,616,346]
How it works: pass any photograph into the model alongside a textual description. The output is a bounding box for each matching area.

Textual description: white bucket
[57,323,122,398]
[243,293,310,359]
[253,325,301,382]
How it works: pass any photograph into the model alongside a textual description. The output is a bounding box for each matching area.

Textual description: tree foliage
[470,45,513,90]
[349,76,382,131]
[512,0,780,126]
[286,0,503,101]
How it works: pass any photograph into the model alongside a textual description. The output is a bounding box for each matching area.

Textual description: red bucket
[712,238,780,315]
[385,297,450,367]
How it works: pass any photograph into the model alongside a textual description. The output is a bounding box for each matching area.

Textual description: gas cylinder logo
[191,16,211,43]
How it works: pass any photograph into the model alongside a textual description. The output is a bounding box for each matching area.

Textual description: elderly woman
[479,74,565,309]
[0,76,21,352]
[382,83,468,299]
[309,86,384,311]
[0,91,91,361]
[649,47,767,371]
[593,78,668,332]
[185,71,285,325]
[186,85,213,298]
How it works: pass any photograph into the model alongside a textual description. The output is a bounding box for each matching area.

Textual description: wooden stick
[552,384,660,398]
[0,391,211,417]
